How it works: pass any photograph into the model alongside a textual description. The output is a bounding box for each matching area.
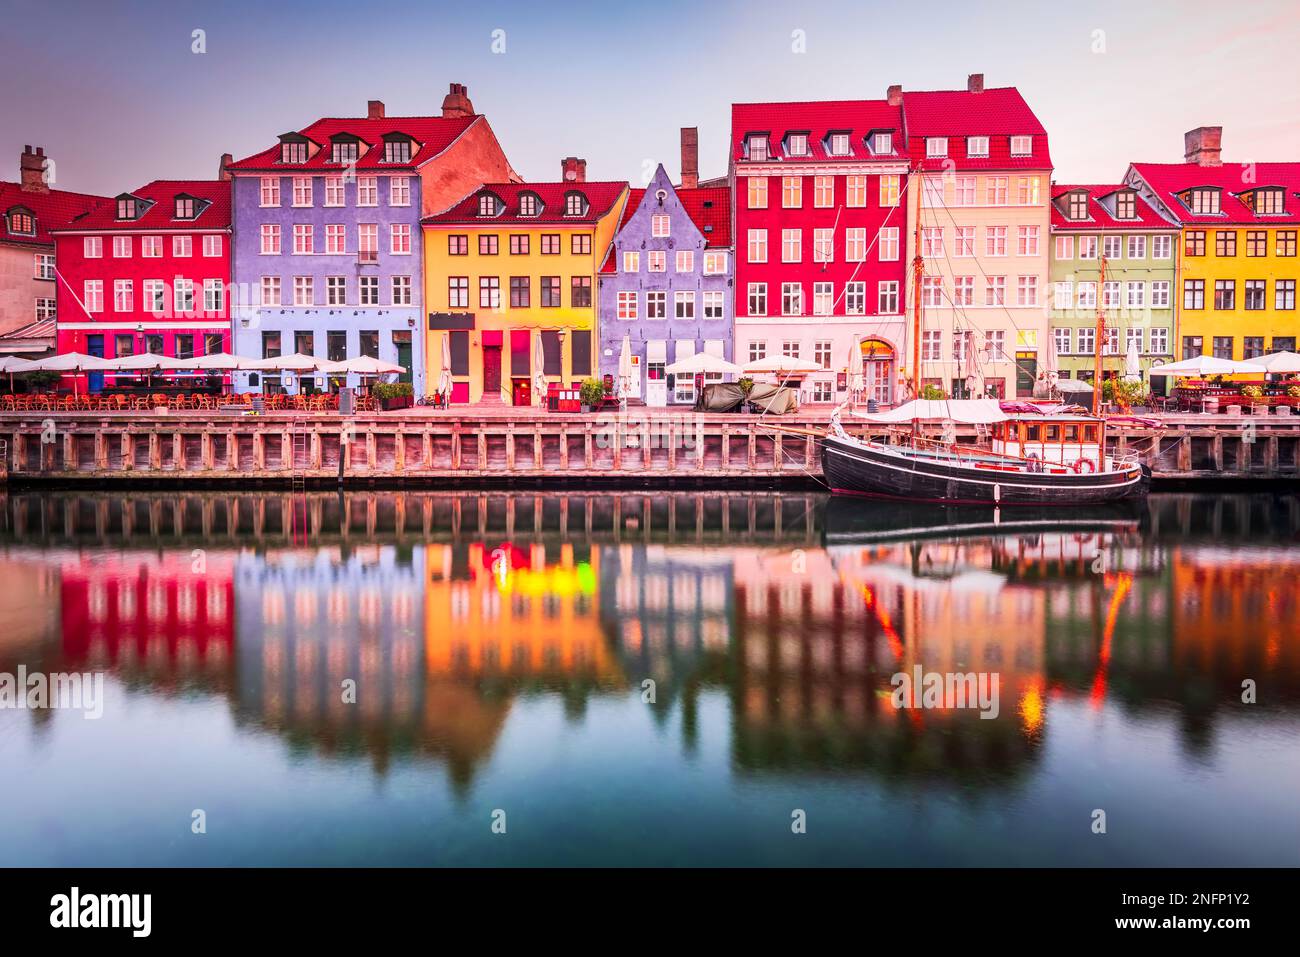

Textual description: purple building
[597,156,733,406]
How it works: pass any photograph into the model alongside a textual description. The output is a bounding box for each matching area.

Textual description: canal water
[0,489,1296,867]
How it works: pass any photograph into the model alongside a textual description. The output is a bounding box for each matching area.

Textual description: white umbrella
[847,336,865,399]
[246,352,323,372]
[319,355,404,376]
[103,352,171,371]
[664,351,743,376]
[617,335,634,400]
[1054,378,1096,395]
[1043,329,1059,378]
[9,351,111,397]
[1147,355,1265,376]
[533,334,548,407]
[437,333,452,399]
[1123,336,1141,381]
[741,356,821,375]
[174,352,252,371]
[0,356,27,372]
[1251,351,1300,374]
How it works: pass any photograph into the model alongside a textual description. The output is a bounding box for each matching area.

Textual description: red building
[730,89,910,404]
[52,177,232,388]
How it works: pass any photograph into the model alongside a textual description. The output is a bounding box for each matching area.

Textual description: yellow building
[423,168,628,405]
[1127,129,1300,360]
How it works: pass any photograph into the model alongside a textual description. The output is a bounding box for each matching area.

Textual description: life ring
[1072,458,1097,474]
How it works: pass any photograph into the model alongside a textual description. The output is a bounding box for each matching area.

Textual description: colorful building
[423,164,628,405]
[731,92,909,405]
[1127,127,1300,360]
[0,145,107,347]
[226,85,517,394]
[51,177,232,387]
[904,75,1053,399]
[1047,184,1179,384]
[597,147,732,406]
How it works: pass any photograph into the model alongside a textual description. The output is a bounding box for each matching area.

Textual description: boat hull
[822,435,1150,506]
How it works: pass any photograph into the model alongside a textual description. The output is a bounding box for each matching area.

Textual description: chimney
[367,100,385,120]
[1184,126,1223,167]
[441,83,474,119]
[967,73,984,94]
[219,152,233,181]
[20,145,49,193]
[886,84,903,107]
[680,127,699,190]
[561,157,587,183]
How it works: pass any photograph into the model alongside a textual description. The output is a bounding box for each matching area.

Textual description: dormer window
[281,140,308,164]
[6,208,34,235]
[1010,135,1032,156]
[1251,187,1285,215]
[518,192,541,217]
[926,137,948,158]
[116,198,137,220]
[1184,188,1221,215]
[748,135,769,161]
[330,136,360,165]
[786,133,809,157]
[967,136,989,158]
[1066,192,1089,221]
[174,196,197,219]
[477,193,500,217]
[1114,191,1137,220]
[383,136,413,164]
[564,192,587,217]
[872,132,893,155]
[829,133,850,156]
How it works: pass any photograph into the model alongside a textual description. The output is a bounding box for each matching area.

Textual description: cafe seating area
[0,391,376,413]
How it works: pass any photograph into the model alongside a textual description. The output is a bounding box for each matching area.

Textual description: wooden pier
[0,408,1296,485]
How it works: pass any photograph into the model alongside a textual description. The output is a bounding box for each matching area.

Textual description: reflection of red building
[59,552,235,673]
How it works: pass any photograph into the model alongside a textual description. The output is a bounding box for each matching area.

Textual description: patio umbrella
[173,352,251,371]
[9,351,112,397]
[0,354,28,392]
[319,355,404,376]
[246,352,323,372]
[847,336,865,401]
[741,356,821,375]
[617,335,634,400]
[1251,351,1300,374]
[1147,355,1265,376]
[1043,329,1059,379]
[1054,378,1096,395]
[437,333,452,399]
[1123,337,1141,381]
[533,334,548,407]
[664,351,743,376]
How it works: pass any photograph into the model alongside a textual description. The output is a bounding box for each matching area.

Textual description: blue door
[86,335,104,393]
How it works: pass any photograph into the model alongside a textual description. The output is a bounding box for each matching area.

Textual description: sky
[4,0,1299,197]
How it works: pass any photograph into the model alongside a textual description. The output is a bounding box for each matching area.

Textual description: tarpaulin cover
[746,382,799,414]
[694,382,746,412]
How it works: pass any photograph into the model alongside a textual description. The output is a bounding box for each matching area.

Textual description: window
[572,234,592,256]
[1152,235,1172,259]
[479,234,498,256]
[1017,225,1040,256]
[747,341,766,363]
[35,253,54,280]
[292,224,313,255]
[922,277,943,307]
[83,279,103,312]
[1066,193,1089,220]
[1277,231,1296,257]
[646,291,666,319]
[1055,235,1074,260]
[480,276,501,309]
[448,277,468,308]
[812,282,833,316]
[1185,230,1206,256]
[1016,275,1038,307]
[260,177,280,206]
[1273,336,1296,352]
[814,176,834,208]
[384,138,412,164]
[1183,279,1205,309]
[846,228,867,262]
[1126,281,1145,309]
[922,227,944,258]
[781,228,801,263]
[1114,191,1136,220]
[478,195,498,217]
[113,279,132,312]
[1078,236,1097,259]
[986,275,1006,306]
[259,224,280,256]
[325,224,346,254]
[541,234,561,255]
[1010,135,1032,156]
[702,290,724,320]
[1245,279,1266,310]
[1054,281,1073,310]
[84,236,102,258]
[985,330,1006,360]
[318,176,343,207]
[966,136,989,157]
[203,235,222,257]
[518,193,539,217]
[514,234,534,260]
[846,176,866,207]
[448,235,468,255]
[1077,328,1096,355]
[359,224,379,260]
[571,276,592,308]
[648,250,666,271]
[390,224,411,255]
[1246,230,1267,257]
[1102,235,1122,260]
[812,340,833,371]
[786,133,808,157]
[616,291,637,320]
[292,177,312,207]
[389,176,410,207]
[1212,337,1233,359]
[174,278,194,313]
[986,177,1009,205]
[8,209,35,234]
[952,330,972,362]
[781,177,802,208]
[1214,279,1235,310]
[877,281,898,315]
[674,291,695,319]
[564,193,585,217]
[1151,280,1170,308]
[1103,327,1120,355]
[1101,281,1122,309]
[781,283,802,316]
[926,137,947,157]
[922,330,941,362]
[540,276,561,308]
[872,131,893,154]
[879,175,900,207]
[203,279,223,313]
[781,341,800,359]
[356,177,377,206]
[703,251,727,275]
[1150,328,1169,354]
[326,276,347,305]
[1186,189,1220,215]
[748,177,767,208]
[509,276,530,308]
[293,276,313,306]
[260,277,280,306]
[1077,282,1096,308]
[325,331,346,362]
[391,275,412,305]
[813,228,833,263]
[880,227,900,261]
[1216,230,1237,257]
[1277,279,1296,310]
[1054,328,1072,356]
[922,178,944,208]
[1017,176,1040,205]
[329,139,357,165]
[985,226,1007,256]
[1127,235,1146,259]
[112,236,131,258]
[675,250,694,273]
[954,176,976,206]
[747,283,767,316]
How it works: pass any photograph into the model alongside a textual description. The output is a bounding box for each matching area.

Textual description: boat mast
[910,166,924,403]
[1093,254,1107,415]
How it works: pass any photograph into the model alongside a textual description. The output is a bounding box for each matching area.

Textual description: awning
[704,340,724,357]
[851,398,1008,424]
[675,340,696,363]
[647,340,667,363]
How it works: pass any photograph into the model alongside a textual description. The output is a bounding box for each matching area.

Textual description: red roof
[1050,184,1176,231]
[55,180,231,232]
[1128,162,1300,225]
[902,87,1052,171]
[600,184,732,273]
[731,99,905,164]
[0,182,109,246]
[424,181,627,225]
[227,115,479,172]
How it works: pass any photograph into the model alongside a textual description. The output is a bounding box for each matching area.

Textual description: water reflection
[1,489,1297,865]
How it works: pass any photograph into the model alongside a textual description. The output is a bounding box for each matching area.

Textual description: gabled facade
[597,162,732,406]
[731,93,909,404]
[227,85,517,394]
[902,75,1053,399]
[1127,127,1300,361]
[0,145,108,338]
[1048,184,1179,384]
[52,177,232,386]
[423,166,629,405]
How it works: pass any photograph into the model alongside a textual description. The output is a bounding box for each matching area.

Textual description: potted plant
[920,384,947,401]
[579,378,604,413]
[738,376,754,398]
[372,381,414,411]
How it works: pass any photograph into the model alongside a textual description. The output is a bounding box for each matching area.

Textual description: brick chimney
[1184,126,1223,167]
[367,99,385,120]
[886,84,903,107]
[219,152,233,181]
[561,157,587,183]
[967,73,984,94]
[680,127,699,189]
[441,83,474,118]
[20,145,49,193]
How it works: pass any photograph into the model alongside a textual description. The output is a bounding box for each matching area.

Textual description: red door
[483,346,501,398]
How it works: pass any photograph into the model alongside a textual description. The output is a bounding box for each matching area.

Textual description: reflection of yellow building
[423,542,623,683]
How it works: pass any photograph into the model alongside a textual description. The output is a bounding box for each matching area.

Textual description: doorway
[1015,352,1037,397]
[86,334,104,392]
[482,346,501,400]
